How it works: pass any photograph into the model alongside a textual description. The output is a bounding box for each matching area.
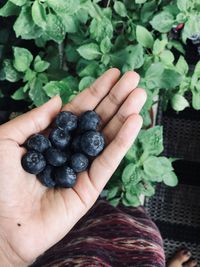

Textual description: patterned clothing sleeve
[31,200,165,267]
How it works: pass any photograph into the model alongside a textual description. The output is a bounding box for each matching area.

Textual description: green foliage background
[0,0,200,206]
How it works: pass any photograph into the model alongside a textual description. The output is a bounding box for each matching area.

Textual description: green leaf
[65,44,79,63]
[109,197,121,207]
[78,76,95,91]
[163,172,178,187]
[139,126,164,156]
[47,0,80,14]
[45,13,65,43]
[13,47,33,72]
[145,62,164,89]
[107,187,120,200]
[158,157,174,172]
[123,193,141,207]
[171,94,189,111]
[122,163,142,185]
[136,25,154,48]
[137,181,155,197]
[29,77,49,106]
[141,0,157,23]
[75,7,88,24]
[125,143,139,161]
[176,55,189,75]
[193,61,200,77]
[90,17,113,42]
[143,156,169,182]
[32,0,47,29]
[58,14,77,33]
[14,6,42,40]
[176,12,187,24]
[38,73,48,84]
[43,81,65,97]
[1,59,21,82]
[191,88,200,110]
[177,0,191,12]
[153,39,168,55]
[169,40,185,54]
[78,62,99,77]
[0,1,20,17]
[124,44,144,70]
[77,43,101,60]
[101,54,110,65]
[100,37,112,54]
[160,69,182,89]
[24,69,36,83]
[160,50,174,66]
[9,0,26,6]
[11,87,26,100]
[136,0,147,3]
[114,1,127,17]
[34,55,50,73]
[182,15,200,43]
[150,11,174,33]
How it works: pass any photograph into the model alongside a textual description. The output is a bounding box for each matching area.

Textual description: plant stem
[58,43,64,69]
[107,0,111,7]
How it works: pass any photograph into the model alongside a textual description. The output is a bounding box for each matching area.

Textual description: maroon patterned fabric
[31,200,165,267]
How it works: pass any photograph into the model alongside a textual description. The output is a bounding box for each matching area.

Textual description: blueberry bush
[0,0,199,206]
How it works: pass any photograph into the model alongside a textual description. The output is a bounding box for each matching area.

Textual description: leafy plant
[0,0,199,206]
[105,126,178,207]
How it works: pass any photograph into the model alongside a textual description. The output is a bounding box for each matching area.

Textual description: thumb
[0,96,62,144]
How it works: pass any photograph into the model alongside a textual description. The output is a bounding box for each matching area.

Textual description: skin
[0,69,147,266]
[167,249,198,267]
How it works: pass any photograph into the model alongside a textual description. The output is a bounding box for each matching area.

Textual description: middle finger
[95,71,140,127]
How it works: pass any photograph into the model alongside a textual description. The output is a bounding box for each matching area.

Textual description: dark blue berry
[26,134,51,153]
[70,153,89,173]
[22,151,46,174]
[37,165,56,188]
[54,165,77,188]
[71,135,82,152]
[79,110,100,132]
[81,131,105,157]
[56,111,77,132]
[45,147,68,167]
[49,128,71,150]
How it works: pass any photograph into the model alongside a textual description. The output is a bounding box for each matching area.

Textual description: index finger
[62,68,120,114]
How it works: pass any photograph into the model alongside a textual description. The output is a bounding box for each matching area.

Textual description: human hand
[0,69,146,266]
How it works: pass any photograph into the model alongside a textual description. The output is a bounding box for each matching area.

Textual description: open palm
[0,69,146,266]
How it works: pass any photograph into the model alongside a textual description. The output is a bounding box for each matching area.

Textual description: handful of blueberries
[21,110,105,188]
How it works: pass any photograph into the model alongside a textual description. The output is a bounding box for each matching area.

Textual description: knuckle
[108,92,119,106]
[89,84,100,99]
[116,112,126,124]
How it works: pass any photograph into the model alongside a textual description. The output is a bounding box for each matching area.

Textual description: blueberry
[70,153,89,173]
[54,165,77,188]
[49,128,71,150]
[79,110,100,132]
[56,111,77,132]
[26,134,51,153]
[81,131,105,157]
[22,151,46,175]
[71,135,82,153]
[45,147,68,167]
[37,165,56,188]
